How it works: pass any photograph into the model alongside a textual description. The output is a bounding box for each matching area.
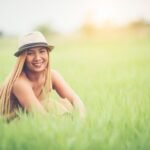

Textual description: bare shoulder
[51,69,66,89]
[13,73,31,91]
[51,69,63,81]
[51,69,60,77]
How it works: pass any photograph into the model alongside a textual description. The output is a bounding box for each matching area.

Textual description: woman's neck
[25,71,46,84]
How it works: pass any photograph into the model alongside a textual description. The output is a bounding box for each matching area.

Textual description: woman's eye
[40,50,46,53]
[27,52,34,55]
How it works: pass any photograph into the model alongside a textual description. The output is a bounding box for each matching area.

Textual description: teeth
[33,63,42,67]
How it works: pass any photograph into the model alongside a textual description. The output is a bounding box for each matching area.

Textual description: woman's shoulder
[51,69,59,75]
[13,73,30,90]
[51,69,63,81]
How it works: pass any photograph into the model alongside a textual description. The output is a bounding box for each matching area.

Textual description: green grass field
[0,35,150,150]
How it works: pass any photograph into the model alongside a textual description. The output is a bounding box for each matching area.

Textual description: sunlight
[84,0,149,27]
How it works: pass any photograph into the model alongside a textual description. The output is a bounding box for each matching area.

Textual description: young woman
[0,31,85,121]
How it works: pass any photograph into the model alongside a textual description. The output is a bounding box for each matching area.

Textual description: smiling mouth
[32,62,43,67]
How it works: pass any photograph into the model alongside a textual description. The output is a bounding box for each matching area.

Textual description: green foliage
[0,35,150,150]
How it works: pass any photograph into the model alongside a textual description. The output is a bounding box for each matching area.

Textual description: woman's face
[25,47,49,73]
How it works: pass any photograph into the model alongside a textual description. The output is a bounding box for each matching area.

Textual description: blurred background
[0,0,150,37]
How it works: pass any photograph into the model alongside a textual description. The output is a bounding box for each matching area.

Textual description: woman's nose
[34,52,41,60]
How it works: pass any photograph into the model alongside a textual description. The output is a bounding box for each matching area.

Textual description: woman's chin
[31,66,46,73]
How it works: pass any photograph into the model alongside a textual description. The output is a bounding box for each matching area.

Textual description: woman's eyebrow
[27,49,34,52]
[39,47,46,50]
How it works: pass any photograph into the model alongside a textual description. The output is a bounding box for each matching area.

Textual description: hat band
[19,42,49,51]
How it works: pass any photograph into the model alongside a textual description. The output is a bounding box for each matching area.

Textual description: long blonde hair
[0,51,52,119]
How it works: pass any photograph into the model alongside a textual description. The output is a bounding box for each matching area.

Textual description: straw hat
[14,31,54,57]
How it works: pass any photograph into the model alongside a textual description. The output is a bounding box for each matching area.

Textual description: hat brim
[14,42,54,57]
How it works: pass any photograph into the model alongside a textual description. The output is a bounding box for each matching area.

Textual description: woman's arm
[12,78,46,115]
[51,70,86,118]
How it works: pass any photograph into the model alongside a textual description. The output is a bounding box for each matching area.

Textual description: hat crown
[19,31,48,48]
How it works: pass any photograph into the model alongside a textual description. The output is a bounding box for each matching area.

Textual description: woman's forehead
[27,46,47,51]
